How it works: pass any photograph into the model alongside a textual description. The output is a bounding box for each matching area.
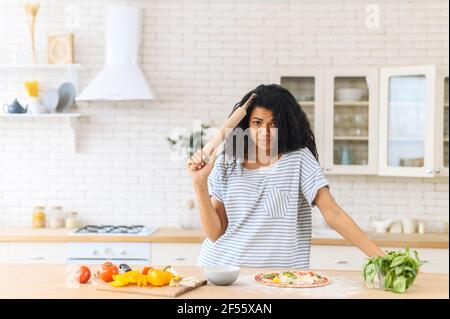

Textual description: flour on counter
[234,275,364,298]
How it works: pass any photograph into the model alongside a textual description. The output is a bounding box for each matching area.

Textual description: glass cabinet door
[281,77,316,129]
[387,75,426,168]
[379,65,437,177]
[324,68,378,175]
[275,69,324,167]
[332,76,370,167]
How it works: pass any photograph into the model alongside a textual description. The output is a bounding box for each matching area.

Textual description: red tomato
[77,265,91,284]
[97,261,119,282]
[142,267,153,275]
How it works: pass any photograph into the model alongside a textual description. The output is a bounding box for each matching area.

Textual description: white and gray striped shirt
[197,147,330,269]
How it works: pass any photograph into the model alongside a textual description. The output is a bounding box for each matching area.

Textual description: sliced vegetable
[142,267,153,275]
[148,269,175,287]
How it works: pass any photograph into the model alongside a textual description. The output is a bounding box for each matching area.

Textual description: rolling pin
[189,93,257,169]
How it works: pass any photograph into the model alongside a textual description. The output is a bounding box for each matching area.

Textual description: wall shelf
[0,112,87,152]
[334,136,369,141]
[334,101,369,106]
[0,64,81,92]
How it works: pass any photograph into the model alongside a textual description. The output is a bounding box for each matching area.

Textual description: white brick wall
[0,0,448,231]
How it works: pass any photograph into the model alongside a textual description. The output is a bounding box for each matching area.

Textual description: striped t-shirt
[197,147,330,269]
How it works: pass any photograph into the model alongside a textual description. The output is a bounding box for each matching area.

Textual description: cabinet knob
[104,248,112,255]
[120,250,127,256]
[425,168,433,174]
[435,169,441,174]
[92,249,98,256]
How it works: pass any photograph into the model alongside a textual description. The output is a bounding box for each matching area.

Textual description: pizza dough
[254,271,331,288]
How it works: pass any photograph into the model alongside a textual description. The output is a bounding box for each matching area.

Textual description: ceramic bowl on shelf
[203,265,240,286]
[336,88,366,102]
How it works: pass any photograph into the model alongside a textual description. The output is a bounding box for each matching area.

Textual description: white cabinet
[273,64,448,177]
[436,69,449,176]
[324,68,379,175]
[0,243,8,263]
[151,243,201,266]
[8,243,67,264]
[395,247,449,274]
[311,245,449,274]
[379,65,446,177]
[272,68,325,167]
[310,245,367,271]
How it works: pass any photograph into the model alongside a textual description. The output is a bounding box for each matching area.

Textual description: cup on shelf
[27,97,47,114]
[402,218,416,234]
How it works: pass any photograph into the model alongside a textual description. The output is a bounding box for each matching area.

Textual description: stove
[72,225,157,236]
[67,225,157,265]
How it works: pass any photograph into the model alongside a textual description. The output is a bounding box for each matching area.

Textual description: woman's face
[248,107,278,153]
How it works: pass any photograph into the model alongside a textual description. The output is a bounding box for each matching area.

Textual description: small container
[418,222,426,234]
[402,218,416,234]
[49,206,65,228]
[32,206,46,228]
[65,211,80,229]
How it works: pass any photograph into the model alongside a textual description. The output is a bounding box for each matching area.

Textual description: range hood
[77,6,155,101]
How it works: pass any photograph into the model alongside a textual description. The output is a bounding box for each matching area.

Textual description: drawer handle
[172,257,186,261]
[334,260,348,264]
[31,256,45,260]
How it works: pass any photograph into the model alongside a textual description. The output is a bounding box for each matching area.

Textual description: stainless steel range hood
[76,6,155,101]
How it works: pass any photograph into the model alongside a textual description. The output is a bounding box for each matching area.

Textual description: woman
[187,84,385,269]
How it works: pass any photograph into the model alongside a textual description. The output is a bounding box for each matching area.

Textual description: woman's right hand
[186,149,217,186]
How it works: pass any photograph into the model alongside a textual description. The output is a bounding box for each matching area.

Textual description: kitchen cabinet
[411,247,449,274]
[437,69,449,176]
[323,68,379,174]
[273,65,448,177]
[272,68,325,167]
[379,65,447,177]
[8,243,67,264]
[151,243,201,266]
[310,245,367,271]
[310,245,449,273]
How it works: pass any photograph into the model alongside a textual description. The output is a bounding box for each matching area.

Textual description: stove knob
[92,249,98,256]
[105,248,112,255]
[120,250,127,256]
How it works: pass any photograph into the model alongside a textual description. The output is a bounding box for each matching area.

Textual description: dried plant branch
[24,2,40,63]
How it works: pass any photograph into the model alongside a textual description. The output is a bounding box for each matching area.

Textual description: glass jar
[32,206,46,228]
[65,211,80,229]
[49,206,65,228]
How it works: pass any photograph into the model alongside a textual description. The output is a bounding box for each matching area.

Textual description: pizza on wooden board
[254,271,331,288]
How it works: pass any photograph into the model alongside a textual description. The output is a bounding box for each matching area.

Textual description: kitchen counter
[0,264,447,299]
[0,226,448,248]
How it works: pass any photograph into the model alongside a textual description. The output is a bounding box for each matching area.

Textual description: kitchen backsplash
[0,0,448,230]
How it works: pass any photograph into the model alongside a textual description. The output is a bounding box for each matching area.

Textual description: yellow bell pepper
[147,269,174,287]
[109,280,128,287]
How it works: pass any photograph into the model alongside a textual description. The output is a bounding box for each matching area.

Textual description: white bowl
[203,265,240,286]
[336,88,366,101]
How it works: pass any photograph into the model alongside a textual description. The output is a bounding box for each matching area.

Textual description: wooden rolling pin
[189,93,257,169]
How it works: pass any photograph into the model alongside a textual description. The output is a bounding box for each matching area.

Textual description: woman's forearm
[193,181,224,242]
[326,205,385,257]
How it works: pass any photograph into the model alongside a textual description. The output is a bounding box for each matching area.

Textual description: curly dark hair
[219,84,318,176]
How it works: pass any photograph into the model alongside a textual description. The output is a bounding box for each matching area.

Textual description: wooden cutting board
[93,279,208,297]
